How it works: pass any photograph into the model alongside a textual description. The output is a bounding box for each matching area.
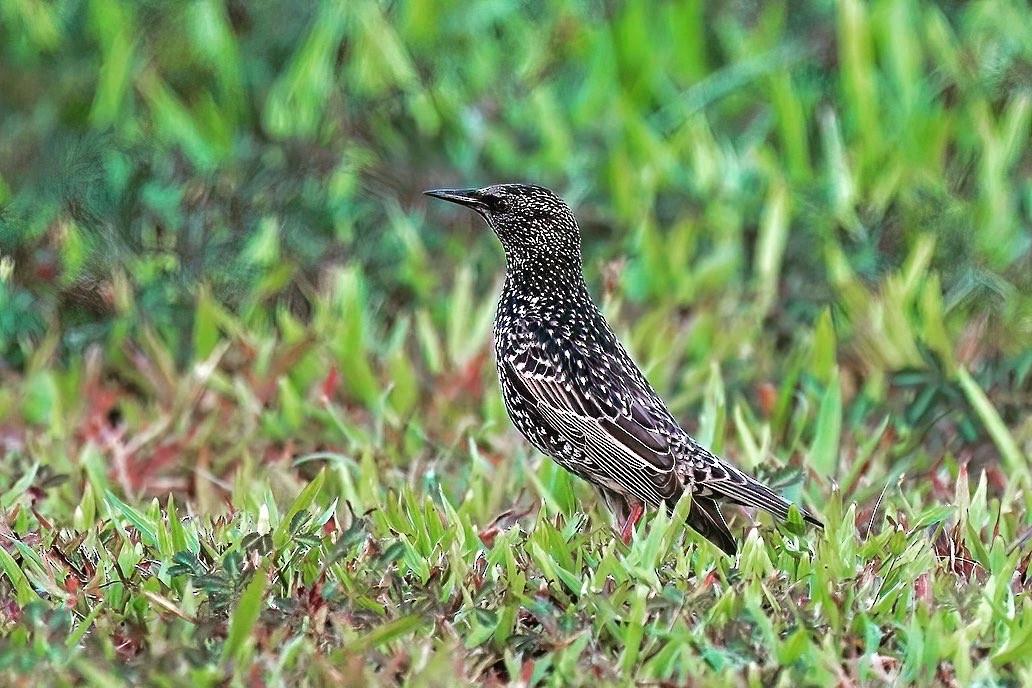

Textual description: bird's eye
[486,196,509,213]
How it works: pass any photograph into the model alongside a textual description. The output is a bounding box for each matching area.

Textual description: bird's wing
[503,326,681,506]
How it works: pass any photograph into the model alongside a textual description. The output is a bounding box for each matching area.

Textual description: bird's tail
[686,497,738,556]
[717,467,824,528]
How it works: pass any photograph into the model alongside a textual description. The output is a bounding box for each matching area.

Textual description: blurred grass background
[0,0,1030,685]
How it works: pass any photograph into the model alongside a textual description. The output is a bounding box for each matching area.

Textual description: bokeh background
[0,0,1030,684]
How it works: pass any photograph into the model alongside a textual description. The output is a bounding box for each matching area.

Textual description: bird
[424,183,822,556]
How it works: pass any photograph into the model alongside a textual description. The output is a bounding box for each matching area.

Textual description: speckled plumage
[425,183,822,555]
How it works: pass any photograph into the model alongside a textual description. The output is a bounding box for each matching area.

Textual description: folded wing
[503,325,682,507]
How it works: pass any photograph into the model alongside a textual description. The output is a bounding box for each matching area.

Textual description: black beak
[423,188,487,210]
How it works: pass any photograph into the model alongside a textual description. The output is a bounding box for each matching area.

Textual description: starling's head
[425,183,581,269]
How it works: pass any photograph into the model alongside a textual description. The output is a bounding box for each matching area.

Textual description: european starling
[425,183,822,555]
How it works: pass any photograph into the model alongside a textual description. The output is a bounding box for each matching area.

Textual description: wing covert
[502,324,681,504]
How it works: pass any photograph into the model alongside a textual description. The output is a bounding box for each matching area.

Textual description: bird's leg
[618,499,644,544]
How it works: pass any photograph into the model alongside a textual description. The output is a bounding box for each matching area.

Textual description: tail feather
[686,497,737,556]
[716,471,824,528]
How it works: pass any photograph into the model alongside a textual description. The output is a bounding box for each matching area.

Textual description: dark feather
[685,497,737,556]
[502,328,681,505]
[684,442,824,527]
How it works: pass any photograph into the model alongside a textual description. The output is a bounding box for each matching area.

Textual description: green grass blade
[273,469,326,548]
[104,490,159,547]
[0,545,39,605]
[221,566,268,664]
[957,366,1028,485]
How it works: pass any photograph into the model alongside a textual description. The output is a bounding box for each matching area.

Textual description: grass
[1,0,1031,685]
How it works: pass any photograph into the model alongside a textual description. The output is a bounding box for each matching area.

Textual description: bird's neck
[501,255,591,308]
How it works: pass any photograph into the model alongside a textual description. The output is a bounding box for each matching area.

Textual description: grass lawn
[1,0,1030,685]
